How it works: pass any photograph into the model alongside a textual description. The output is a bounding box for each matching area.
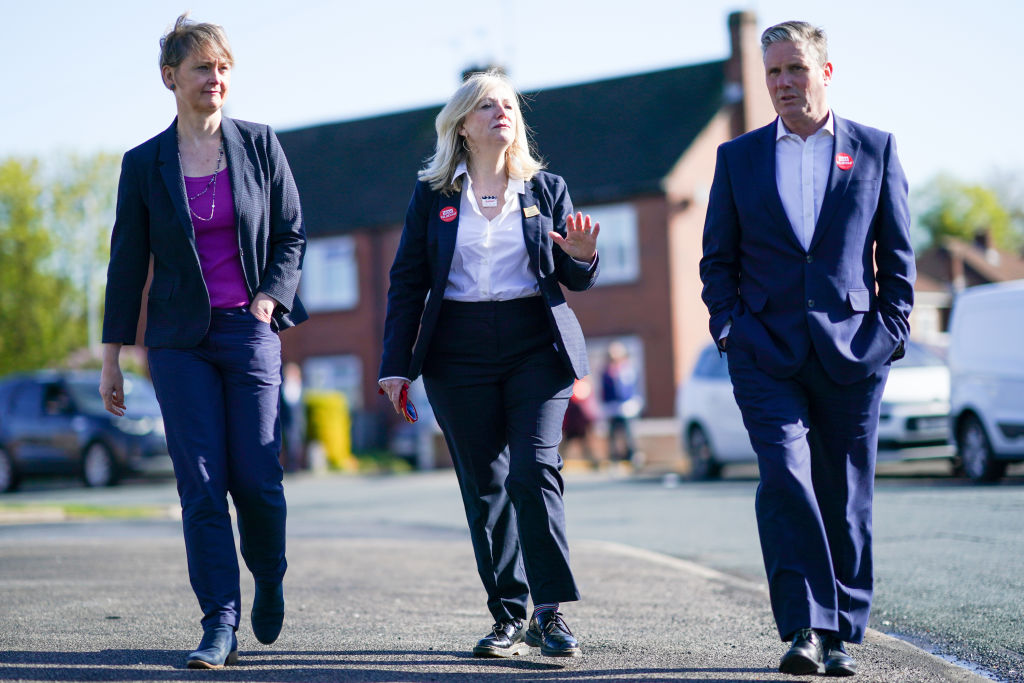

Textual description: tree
[48,153,120,348]
[0,159,88,374]
[916,174,1022,251]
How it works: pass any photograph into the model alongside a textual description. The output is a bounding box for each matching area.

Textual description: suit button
[806,255,814,263]
[807,299,815,308]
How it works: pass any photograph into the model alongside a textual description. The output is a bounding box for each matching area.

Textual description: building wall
[565,194,676,417]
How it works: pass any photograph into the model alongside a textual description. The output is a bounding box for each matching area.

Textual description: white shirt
[443,163,538,302]
[775,112,835,250]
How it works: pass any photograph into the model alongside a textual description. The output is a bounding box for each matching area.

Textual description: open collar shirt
[775,111,835,251]
[443,162,538,302]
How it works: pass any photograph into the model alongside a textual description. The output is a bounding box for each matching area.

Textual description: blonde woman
[379,70,599,659]
[100,14,306,668]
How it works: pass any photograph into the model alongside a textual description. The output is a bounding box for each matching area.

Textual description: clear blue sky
[2,0,1021,190]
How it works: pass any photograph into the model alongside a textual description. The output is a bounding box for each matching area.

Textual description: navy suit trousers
[423,298,580,623]
[148,308,286,629]
[726,344,888,644]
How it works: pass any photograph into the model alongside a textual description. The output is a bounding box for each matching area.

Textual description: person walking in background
[99,13,307,669]
[600,341,640,464]
[379,70,599,659]
[700,20,914,677]
[562,377,600,468]
[279,362,306,472]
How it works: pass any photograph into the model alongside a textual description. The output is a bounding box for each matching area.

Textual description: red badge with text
[439,206,458,222]
[835,153,854,171]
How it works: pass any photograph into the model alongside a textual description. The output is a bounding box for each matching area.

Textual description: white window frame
[577,203,639,286]
[303,354,364,410]
[301,235,359,312]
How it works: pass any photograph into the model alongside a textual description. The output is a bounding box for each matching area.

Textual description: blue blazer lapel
[221,117,259,291]
[156,119,195,246]
[435,191,461,286]
[810,115,860,251]
[222,116,255,230]
[519,179,542,276]
[753,121,802,251]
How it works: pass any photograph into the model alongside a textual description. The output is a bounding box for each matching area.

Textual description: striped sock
[532,603,559,619]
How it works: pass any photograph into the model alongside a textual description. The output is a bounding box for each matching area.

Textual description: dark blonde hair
[419,70,544,194]
[159,12,233,71]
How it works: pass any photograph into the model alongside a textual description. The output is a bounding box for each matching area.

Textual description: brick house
[276,11,775,448]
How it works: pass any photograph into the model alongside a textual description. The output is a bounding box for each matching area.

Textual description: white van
[948,280,1024,482]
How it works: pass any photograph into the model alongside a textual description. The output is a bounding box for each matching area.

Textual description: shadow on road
[0,649,771,682]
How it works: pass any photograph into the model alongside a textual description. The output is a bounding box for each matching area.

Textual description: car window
[65,377,162,416]
[895,342,946,368]
[42,384,73,416]
[9,382,43,417]
[693,346,730,379]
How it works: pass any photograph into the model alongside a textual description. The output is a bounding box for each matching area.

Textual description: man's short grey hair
[760,21,828,66]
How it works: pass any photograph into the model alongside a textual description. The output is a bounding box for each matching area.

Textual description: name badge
[522,205,540,218]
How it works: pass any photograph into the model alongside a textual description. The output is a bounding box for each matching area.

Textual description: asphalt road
[1,460,1021,681]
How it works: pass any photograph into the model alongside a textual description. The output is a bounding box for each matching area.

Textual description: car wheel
[0,447,20,493]
[82,442,120,488]
[686,425,722,481]
[956,414,1007,483]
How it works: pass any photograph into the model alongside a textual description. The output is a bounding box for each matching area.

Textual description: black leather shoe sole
[472,642,529,658]
[186,650,238,669]
[825,659,857,676]
[779,651,823,675]
[525,629,580,657]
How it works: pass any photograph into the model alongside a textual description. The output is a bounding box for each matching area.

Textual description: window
[301,236,359,312]
[303,354,364,410]
[577,203,639,286]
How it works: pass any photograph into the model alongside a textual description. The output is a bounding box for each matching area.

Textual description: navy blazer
[102,117,307,348]
[700,115,916,385]
[379,171,598,381]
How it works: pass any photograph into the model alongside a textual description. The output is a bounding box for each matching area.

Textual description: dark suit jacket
[700,115,915,385]
[379,171,598,381]
[102,117,307,348]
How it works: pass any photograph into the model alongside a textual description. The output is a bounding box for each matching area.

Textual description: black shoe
[824,636,857,676]
[186,624,238,669]
[779,628,824,675]
[525,611,580,657]
[251,581,285,645]
[472,619,528,658]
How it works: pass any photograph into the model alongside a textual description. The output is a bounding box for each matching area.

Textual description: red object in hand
[379,384,418,423]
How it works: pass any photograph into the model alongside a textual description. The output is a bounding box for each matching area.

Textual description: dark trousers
[423,298,580,623]
[726,344,888,644]
[148,308,287,630]
[607,415,635,461]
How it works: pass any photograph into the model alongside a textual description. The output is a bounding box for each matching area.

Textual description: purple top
[184,169,250,309]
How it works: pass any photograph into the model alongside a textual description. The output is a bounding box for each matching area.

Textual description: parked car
[0,370,170,492]
[948,280,1024,483]
[677,340,952,480]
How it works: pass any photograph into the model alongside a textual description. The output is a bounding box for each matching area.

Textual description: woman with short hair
[379,70,599,659]
[99,13,306,669]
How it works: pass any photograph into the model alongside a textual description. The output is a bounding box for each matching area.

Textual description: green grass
[0,503,173,521]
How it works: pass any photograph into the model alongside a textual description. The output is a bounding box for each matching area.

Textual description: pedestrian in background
[99,13,307,669]
[379,70,599,659]
[600,341,640,463]
[700,20,914,677]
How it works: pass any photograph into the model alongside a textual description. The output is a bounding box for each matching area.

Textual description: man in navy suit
[699,20,915,677]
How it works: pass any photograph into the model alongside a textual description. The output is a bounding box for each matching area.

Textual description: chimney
[725,11,775,138]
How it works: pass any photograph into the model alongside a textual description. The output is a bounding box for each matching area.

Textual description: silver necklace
[178,135,225,222]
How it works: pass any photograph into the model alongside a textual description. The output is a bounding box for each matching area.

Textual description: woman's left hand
[250,292,279,323]
[550,212,600,264]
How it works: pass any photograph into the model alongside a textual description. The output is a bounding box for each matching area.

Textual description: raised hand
[550,212,600,263]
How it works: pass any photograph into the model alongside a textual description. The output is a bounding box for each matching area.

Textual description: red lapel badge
[835,153,854,171]
[439,206,458,222]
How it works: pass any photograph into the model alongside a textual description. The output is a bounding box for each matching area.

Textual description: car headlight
[116,417,154,436]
